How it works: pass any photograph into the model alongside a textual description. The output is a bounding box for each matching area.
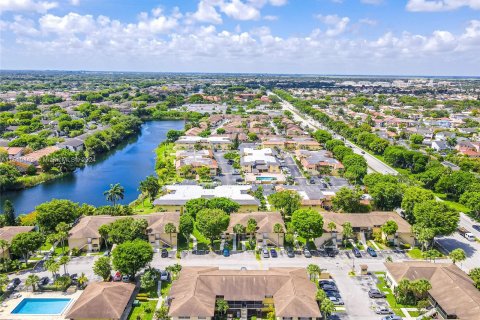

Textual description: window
[179,317,190,319]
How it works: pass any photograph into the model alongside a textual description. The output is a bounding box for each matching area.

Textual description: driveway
[284,154,307,185]
[435,232,480,272]
[214,150,236,185]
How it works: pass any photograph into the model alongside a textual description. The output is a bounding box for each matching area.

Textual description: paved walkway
[190,235,197,251]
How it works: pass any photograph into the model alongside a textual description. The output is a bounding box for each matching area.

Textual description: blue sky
[1,0,479,75]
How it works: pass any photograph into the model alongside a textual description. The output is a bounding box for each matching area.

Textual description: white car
[375,307,393,315]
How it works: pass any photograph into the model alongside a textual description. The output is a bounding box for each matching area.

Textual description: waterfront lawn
[155,143,183,185]
[131,198,159,214]
[128,300,157,320]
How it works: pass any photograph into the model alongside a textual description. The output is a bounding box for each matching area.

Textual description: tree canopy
[112,239,153,278]
[196,209,230,246]
[291,209,324,241]
[35,199,81,233]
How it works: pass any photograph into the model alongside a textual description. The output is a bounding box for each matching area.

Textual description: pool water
[11,298,71,315]
[256,176,277,181]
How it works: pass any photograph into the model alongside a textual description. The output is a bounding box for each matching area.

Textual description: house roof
[321,212,411,233]
[0,226,35,242]
[68,212,180,239]
[168,267,321,318]
[385,262,480,320]
[227,212,285,233]
[65,282,135,319]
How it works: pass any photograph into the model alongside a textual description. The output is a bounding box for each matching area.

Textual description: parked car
[270,249,278,258]
[321,283,338,291]
[367,246,377,257]
[122,275,130,282]
[161,248,169,258]
[103,250,110,256]
[303,248,312,258]
[368,289,386,298]
[319,280,336,286]
[328,296,344,305]
[160,270,170,281]
[309,178,315,184]
[223,248,230,257]
[113,272,122,281]
[325,248,336,257]
[227,159,234,165]
[375,307,393,315]
[352,247,362,258]
[325,290,341,298]
[37,277,49,286]
[70,274,78,283]
[262,248,270,258]
[381,316,402,320]
[286,247,295,258]
[7,278,21,291]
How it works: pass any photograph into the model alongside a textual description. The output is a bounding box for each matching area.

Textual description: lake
[0,120,184,215]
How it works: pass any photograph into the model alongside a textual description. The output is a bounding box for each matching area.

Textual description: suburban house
[431,140,450,152]
[314,212,414,248]
[65,282,136,320]
[153,185,260,212]
[3,147,24,160]
[16,146,60,167]
[168,267,321,320]
[456,141,480,158]
[384,262,480,319]
[226,212,286,247]
[175,136,232,150]
[275,185,335,209]
[58,138,85,152]
[295,149,344,174]
[241,148,280,174]
[175,149,218,175]
[262,137,321,150]
[0,226,36,259]
[68,212,180,251]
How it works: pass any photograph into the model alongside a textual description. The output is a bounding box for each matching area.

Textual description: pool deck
[0,291,82,320]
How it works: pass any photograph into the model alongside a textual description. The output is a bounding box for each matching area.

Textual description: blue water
[0,120,184,215]
[11,298,71,314]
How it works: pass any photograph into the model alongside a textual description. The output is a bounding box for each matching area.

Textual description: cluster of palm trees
[231,219,284,249]
[307,264,336,318]
[394,278,432,306]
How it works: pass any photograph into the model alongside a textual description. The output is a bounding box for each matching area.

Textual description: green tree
[435,171,478,200]
[468,268,480,289]
[215,298,229,315]
[307,264,321,281]
[332,187,363,213]
[77,273,88,289]
[291,209,324,242]
[409,134,424,145]
[166,129,184,142]
[413,225,435,252]
[196,209,230,246]
[0,163,21,191]
[460,192,480,219]
[401,187,435,224]
[112,239,153,279]
[327,221,337,238]
[93,256,112,281]
[139,175,160,205]
[179,213,194,239]
[449,248,466,264]
[155,305,171,320]
[413,200,459,240]
[313,130,332,144]
[341,222,354,246]
[2,200,16,226]
[104,217,148,244]
[381,220,398,241]
[268,190,301,218]
[59,255,70,275]
[0,239,9,271]
[246,218,257,240]
[273,223,284,246]
[25,274,40,292]
[316,288,327,301]
[54,222,70,254]
[39,149,82,173]
[207,197,240,214]
[10,232,44,262]
[184,198,209,218]
[104,183,125,206]
[45,259,60,278]
[164,222,177,245]
[410,279,432,301]
[320,298,335,318]
[233,223,246,244]
[0,274,9,293]
[370,182,404,211]
[35,199,81,233]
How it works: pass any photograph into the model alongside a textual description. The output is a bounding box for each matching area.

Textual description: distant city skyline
[1,0,479,75]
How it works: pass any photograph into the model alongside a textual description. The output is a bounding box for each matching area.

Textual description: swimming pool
[11,298,72,315]
[256,176,277,181]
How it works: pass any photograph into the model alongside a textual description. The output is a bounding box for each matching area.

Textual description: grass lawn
[434,193,471,213]
[177,234,189,251]
[128,300,157,320]
[192,226,211,250]
[375,273,415,317]
[130,198,159,214]
[160,280,172,298]
[139,284,159,299]
[407,248,424,259]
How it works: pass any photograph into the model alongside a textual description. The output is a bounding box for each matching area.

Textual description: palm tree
[233,224,246,244]
[215,298,229,316]
[77,273,88,289]
[59,255,70,275]
[139,175,160,206]
[0,240,9,271]
[328,221,337,238]
[98,224,110,251]
[320,298,335,318]
[55,222,70,254]
[341,222,353,247]
[164,223,177,246]
[25,274,40,292]
[316,288,327,301]
[411,279,432,300]
[103,183,125,206]
[307,264,321,281]
[449,248,466,264]
[246,218,257,240]
[273,223,284,247]
[45,259,60,278]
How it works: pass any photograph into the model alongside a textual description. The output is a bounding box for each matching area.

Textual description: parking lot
[435,232,480,272]
[214,150,237,185]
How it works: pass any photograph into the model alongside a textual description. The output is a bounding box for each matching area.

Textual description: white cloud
[0,0,57,13]
[406,0,480,12]
[359,18,378,26]
[70,0,80,5]
[317,14,350,36]
[190,0,223,24]
[220,0,261,20]
[263,15,278,21]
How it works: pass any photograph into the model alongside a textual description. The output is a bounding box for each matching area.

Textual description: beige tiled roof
[227,212,285,233]
[65,282,135,319]
[168,267,321,318]
[322,211,411,233]
[385,262,480,320]
[0,226,35,242]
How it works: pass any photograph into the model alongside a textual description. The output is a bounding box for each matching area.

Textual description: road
[270,91,399,175]
[214,150,236,185]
